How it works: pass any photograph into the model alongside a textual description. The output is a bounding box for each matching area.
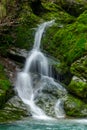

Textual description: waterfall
[15,20,66,120]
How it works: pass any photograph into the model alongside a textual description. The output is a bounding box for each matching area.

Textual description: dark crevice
[30,0,48,15]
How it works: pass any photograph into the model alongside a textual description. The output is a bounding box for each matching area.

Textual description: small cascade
[15,20,67,120]
[54,99,65,118]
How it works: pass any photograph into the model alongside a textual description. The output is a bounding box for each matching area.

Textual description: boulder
[0,96,30,123]
[35,76,67,117]
[68,55,87,100]
[64,94,87,117]
[68,76,87,100]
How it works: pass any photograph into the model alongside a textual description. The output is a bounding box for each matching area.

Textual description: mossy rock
[68,76,87,99]
[0,64,11,90]
[42,10,87,68]
[70,55,87,79]
[64,94,87,117]
[0,96,29,123]
[0,64,12,108]
[55,0,87,16]
[67,55,87,99]
[42,2,75,23]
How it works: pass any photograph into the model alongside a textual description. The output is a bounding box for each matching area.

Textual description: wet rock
[35,76,67,117]
[7,47,28,63]
[0,96,30,123]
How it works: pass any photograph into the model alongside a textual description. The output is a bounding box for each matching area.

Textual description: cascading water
[15,20,67,120]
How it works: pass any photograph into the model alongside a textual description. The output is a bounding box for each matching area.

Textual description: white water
[15,20,66,120]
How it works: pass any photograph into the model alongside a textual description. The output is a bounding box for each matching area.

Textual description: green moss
[77,10,87,24]
[68,79,87,99]
[42,15,87,66]
[0,64,11,90]
[55,0,87,16]
[64,94,87,117]
[42,2,75,23]
[70,55,87,79]
[0,79,11,90]
[0,107,27,123]
[0,64,11,108]
[53,22,86,63]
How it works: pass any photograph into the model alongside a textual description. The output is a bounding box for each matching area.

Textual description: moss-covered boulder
[67,55,87,100]
[71,55,87,79]
[0,96,29,123]
[64,94,87,117]
[68,76,87,99]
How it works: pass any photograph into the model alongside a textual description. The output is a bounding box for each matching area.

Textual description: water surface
[0,118,87,130]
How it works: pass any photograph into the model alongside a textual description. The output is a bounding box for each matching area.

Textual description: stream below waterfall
[0,119,87,130]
